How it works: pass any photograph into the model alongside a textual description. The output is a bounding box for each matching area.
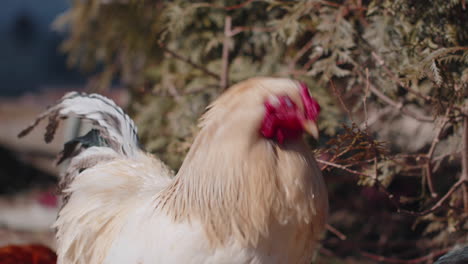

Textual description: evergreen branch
[159,44,220,80]
[371,52,431,102]
[421,47,468,66]
[371,51,467,116]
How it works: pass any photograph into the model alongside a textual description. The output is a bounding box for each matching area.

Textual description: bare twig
[355,68,433,122]
[317,158,465,217]
[319,247,335,257]
[424,108,451,197]
[359,106,393,129]
[288,38,315,73]
[229,26,276,36]
[361,248,449,264]
[433,151,461,162]
[371,51,431,102]
[461,109,468,212]
[369,82,432,122]
[317,159,373,178]
[166,82,182,103]
[427,109,451,159]
[326,224,347,240]
[317,159,398,205]
[330,80,353,120]
[362,68,370,129]
[159,44,220,80]
[195,0,255,11]
[220,16,232,90]
[399,179,465,216]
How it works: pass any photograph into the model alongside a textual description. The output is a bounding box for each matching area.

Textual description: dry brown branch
[319,247,335,257]
[229,26,276,36]
[361,248,449,264]
[360,106,393,129]
[399,179,465,216]
[319,0,341,8]
[362,68,370,129]
[433,151,461,162]
[317,158,467,217]
[288,38,315,73]
[317,159,373,178]
[220,16,232,90]
[330,80,353,120]
[195,0,255,11]
[326,224,347,240]
[159,44,220,80]
[424,107,452,197]
[316,159,398,205]
[368,82,432,122]
[354,68,433,122]
[223,0,255,10]
[371,51,432,102]
[462,110,468,212]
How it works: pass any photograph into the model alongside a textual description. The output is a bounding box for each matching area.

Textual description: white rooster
[19,77,328,264]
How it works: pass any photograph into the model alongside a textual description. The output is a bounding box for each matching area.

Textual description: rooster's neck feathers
[156,77,328,247]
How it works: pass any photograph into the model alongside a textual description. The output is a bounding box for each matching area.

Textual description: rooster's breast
[103,205,314,264]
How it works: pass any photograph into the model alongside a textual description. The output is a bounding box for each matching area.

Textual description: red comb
[299,82,320,121]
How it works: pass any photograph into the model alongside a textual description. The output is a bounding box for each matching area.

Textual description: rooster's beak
[302,120,319,140]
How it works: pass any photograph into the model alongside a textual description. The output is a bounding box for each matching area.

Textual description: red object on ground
[37,191,58,208]
[0,244,56,264]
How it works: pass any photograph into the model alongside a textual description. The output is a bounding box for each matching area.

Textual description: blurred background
[0,0,84,96]
[0,1,467,263]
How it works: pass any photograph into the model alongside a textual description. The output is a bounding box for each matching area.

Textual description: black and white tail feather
[18,92,141,196]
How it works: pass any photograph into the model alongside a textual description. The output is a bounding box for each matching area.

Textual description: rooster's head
[202,77,321,145]
[260,81,320,144]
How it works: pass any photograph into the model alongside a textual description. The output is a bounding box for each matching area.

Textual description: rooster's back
[18,92,173,263]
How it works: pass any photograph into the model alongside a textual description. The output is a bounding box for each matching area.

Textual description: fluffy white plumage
[19,77,328,264]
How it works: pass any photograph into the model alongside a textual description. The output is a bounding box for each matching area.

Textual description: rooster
[19,77,328,264]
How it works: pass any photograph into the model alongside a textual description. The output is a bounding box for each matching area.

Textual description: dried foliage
[56,0,467,262]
